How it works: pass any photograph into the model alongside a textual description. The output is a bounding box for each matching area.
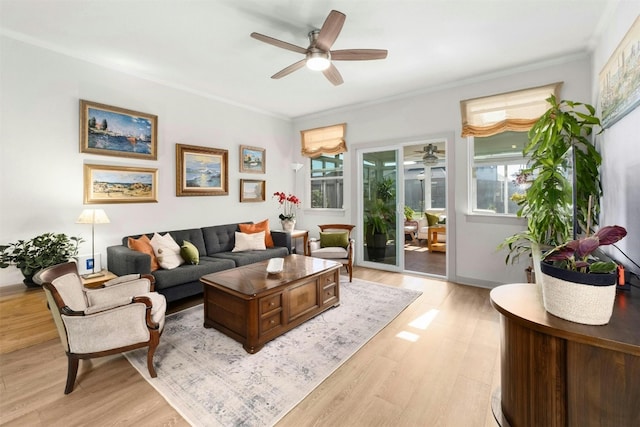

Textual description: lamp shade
[76,209,110,224]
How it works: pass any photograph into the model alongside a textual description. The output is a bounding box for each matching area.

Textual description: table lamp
[76,208,110,278]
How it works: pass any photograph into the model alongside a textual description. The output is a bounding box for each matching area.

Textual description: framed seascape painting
[84,164,158,204]
[80,100,158,160]
[176,144,229,196]
[239,145,265,173]
[599,16,640,129]
[240,179,266,202]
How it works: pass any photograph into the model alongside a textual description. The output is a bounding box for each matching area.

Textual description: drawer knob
[270,302,275,306]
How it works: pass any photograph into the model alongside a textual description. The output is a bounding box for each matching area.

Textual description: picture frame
[80,100,158,160]
[240,179,266,202]
[84,164,158,204]
[239,145,266,173]
[599,16,640,129]
[176,144,229,196]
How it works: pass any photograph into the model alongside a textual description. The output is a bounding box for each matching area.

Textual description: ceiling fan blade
[315,10,346,51]
[322,63,344,86]
[250,32,307,54]
[330,49,388,61]
[271,59,306,79]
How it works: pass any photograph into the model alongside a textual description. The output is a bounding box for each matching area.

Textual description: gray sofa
[107,222,291,302]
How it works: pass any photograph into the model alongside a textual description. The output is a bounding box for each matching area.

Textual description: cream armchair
[35,262,166,394]
[307,224,355,282]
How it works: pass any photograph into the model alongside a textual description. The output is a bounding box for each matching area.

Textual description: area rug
[125,278,422,427]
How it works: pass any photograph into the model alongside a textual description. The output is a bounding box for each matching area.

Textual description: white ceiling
[0,0,616,119]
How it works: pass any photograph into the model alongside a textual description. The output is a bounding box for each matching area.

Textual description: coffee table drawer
[261,311,283,333]
[260,294,282,314]
[323,284,338,304]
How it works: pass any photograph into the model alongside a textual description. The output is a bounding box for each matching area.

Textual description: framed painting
[80,100,158,160]
[240,179,266,202]
[84,164,158,204]
[599,16,640,129]
[239,145,266,173]
[176,144,229,196]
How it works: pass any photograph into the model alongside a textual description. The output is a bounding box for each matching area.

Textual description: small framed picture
[240,179,266,202]
[239,145,265,173]
[80,100,158,160]
[176,144,229,196]
[84,164,158,204]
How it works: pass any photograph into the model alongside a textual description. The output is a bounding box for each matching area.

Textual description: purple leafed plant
[542,225,627,273]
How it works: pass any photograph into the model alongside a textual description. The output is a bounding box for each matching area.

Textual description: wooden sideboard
[490,283,640,427]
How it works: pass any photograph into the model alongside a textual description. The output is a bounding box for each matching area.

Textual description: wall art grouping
[80,100,266,202]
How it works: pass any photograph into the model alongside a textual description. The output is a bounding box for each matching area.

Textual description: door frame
[353,133,456,279]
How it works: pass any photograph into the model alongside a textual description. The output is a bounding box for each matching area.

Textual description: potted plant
[499,95,603,281]
[0,232,83,287]
[404,206,415,221]
[539,225,627,325]
[365,177,395,260]
[273,191,301,232]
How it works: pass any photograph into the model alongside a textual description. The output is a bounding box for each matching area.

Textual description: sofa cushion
[210,246,289,267]
[426,212,440,226]
[128,235,160,271]
[239,219,274,247]
[180,240,200,265]
[202,223,243,254]
[233,231,266,252]
[151,258,235,291]
[150,233,185,270]
[165,228,207,256]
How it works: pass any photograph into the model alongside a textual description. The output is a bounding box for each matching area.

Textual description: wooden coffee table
[200,254,341,353]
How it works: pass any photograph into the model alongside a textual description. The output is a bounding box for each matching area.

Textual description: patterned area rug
[125,278,422,426]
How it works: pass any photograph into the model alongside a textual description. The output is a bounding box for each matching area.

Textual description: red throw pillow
[128,235,160,271]
[239,219,274,248]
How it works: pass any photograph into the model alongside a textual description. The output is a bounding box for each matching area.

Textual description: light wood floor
[0,268,500,426]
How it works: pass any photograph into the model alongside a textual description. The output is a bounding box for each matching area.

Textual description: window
[405,166,446,214]
[461,83,563,216]
[472,132,529,215]
[310,153,343,209]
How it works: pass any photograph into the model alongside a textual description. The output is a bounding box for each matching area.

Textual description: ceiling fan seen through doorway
[413,144,445,165]
[250,10,388,86]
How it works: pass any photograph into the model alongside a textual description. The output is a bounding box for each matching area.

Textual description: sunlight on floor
[395,308,440,342]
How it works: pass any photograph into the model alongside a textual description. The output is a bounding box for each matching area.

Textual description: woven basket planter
[540,261,617,325]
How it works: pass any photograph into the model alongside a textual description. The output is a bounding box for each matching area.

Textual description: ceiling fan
[250,10,388,86]
[413,144,445,165]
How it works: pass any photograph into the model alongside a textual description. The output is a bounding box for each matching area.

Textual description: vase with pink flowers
[273,191,300,232]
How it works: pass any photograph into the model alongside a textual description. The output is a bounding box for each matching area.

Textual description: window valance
[460,82,562,137]
[300,123,347,158]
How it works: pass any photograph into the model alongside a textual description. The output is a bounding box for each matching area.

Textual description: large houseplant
[500,95,603,280]
[365,177,395,260]
[539,225,627,325]
[0,232,83,287]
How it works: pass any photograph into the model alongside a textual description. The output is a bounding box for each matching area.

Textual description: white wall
[593,4,640,276]
[293,55,594,287]
[0,37,294,286]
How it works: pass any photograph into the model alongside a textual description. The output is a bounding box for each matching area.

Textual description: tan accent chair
[307,224,355,282]
[35,262,166,394]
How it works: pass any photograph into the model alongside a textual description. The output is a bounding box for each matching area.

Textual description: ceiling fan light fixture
[423,154,438,165]
[306,51,330,71]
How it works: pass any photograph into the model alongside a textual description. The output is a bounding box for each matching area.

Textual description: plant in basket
[540,225,627,325]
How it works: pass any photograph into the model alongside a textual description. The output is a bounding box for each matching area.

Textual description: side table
[81,270,117,289]
[428,225,446,252]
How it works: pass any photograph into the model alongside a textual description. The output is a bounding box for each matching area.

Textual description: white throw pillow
[233,231,266,252]
[149,232,185,270]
